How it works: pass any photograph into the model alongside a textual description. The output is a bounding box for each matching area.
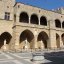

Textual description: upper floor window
[40,16,47,26]
[55,19,61,28]
[19,12,29,23]
[30,14,39,24]
[4,12,10,20]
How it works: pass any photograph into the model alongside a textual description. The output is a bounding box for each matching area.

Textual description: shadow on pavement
[41,51,64,64]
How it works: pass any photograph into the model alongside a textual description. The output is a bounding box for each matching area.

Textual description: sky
[16,0,64,10]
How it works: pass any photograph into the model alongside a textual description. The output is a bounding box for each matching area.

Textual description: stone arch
[0,32,12,49]
[37,31,49,49]
[55,19,61,28]
[30,14,39,24]
[40,16,47,26]
[20,29,34,49]
[61,33,64,45]
[62,21,64,28]
[19,12,29,23]
[56,33,60,48]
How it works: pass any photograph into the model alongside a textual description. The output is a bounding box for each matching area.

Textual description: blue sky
[16,0,64,10]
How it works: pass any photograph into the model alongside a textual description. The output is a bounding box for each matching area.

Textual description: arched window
[55,19,61,28]
[40,16,47,26]
[30,14,39,24]
[19,12,29,23]
[62,21,64,28]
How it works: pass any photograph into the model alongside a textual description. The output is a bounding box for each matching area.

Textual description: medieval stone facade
[0,0,64,51]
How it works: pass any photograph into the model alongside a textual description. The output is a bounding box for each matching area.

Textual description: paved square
[0,51,64,64]
[0,52,34,64]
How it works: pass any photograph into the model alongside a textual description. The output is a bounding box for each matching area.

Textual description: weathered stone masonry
[0,0,64,51]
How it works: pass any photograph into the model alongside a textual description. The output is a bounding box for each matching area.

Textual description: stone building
[0,0,64,51]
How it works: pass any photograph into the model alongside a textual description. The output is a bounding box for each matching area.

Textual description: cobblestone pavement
[0,51,64,64]
[0,51,52,64]
[0,51,34,64]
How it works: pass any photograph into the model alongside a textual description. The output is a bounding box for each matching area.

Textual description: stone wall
[0,1,64,51]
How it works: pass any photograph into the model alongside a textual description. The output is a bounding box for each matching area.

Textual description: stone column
[34,30,38,49]
[40,40,44,49]
[39,17,40,25]
[16,14,19,22]
[49,30,57,49]
[29,17,30,24]
[49,20,57,49]
[14,33,20,51]
[25,39,28,50]
[3,40,7,50]
[60,35,63,48]
[4,40,6,45]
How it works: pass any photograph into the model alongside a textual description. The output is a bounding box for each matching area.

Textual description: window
[30,14,38,24]
[18,5,20,8]
[4,12,10,20]
[40,16,47,26]
[55,19,61,28]
[19,12,29,23]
